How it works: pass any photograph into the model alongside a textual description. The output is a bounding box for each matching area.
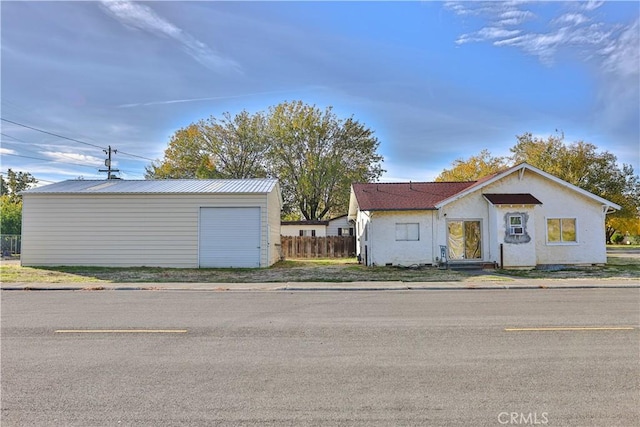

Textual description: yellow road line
[55,329,188,333]
[504,327,635,332]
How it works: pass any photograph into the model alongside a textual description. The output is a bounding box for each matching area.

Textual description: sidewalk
[2,278,638,291]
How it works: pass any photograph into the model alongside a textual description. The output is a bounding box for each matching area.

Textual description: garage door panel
[199,207,261,268]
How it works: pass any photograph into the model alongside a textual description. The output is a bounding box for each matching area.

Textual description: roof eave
[435,163,622,211]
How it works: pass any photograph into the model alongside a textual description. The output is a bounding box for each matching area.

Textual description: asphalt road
[2,289,639,426]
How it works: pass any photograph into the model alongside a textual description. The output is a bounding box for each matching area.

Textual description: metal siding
[22,179,278,194]
[199,207,261,268]
[20,193,277,268]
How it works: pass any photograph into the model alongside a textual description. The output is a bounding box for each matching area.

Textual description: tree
[0,195,22,235]
[0,169,38,202]
[145,124,218,179]
[436,133,640,243]
[147,101,385,220]
[511,133,639,243]
[146,111,270,180]
[435,149,509,182]
[267,101,384,219]
[0,170,38,235]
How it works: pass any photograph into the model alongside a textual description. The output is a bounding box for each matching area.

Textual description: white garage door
[199,207,261,268]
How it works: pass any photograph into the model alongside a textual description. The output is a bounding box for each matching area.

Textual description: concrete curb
[2,282,638,292]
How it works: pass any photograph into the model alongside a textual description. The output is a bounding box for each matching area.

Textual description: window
[299,230,316,237]
[508,214,524,235]
[547,218,577,243]
[338,227,354,236]
[395,223,419,241]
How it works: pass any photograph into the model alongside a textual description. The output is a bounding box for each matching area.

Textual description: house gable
[435,163,620,212]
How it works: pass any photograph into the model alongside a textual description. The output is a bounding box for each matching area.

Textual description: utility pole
[99,145,120,179]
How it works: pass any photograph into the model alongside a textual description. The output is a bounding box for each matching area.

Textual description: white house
[281,214,354,237]
[280,220,329,237]
[21,179,282,268]
[348,163,620,269]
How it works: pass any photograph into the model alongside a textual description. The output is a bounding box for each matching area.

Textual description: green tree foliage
[436,133,640,243]
[145,124,218,179]
[267,101,384,219]
[146,111,270,180]
[435,149,509,182]
[147,101,384,220]
[511,133,639,243]
[0,170,38,235]
[0,169,38,202]
[0,195,22,235]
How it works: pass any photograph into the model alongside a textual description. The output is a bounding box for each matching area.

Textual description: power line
[1,118,105,149]
[1,118,156,162]
[117,150,155,162]
[1,139,103,169]
[2,153,102,170]
[2,148,145,179]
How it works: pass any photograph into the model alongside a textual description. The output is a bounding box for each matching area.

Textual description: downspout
[432,209,436,265]
[265,194,269,268]
[487,197,492,263]
[368,212,373,266]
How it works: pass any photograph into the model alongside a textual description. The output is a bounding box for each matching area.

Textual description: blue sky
[1,0,638,185]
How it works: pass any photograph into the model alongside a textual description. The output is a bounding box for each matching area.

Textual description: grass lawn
[0,258,466,284]
[2,252,638,284]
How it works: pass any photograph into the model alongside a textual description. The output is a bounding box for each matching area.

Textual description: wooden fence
[280,236,356,259]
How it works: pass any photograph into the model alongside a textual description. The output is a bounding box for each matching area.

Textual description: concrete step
[448,262,497,271]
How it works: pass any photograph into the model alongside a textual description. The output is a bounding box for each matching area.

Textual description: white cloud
[0,148,18,155]
[446,1,639,139]
[117,89,301,108]
[447,2,635,70]
[582,1,605,12]
[491,24,614,64]
[499,9,535,24]
[553,13,590,26]
[42,151,104,165]
[600,19,640,79]
[99,0,241,74]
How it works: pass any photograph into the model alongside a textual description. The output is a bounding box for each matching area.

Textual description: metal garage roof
[21,178,279,194]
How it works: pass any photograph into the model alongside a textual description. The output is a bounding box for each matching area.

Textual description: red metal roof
[483,193,542,205]
[351,181,477,211]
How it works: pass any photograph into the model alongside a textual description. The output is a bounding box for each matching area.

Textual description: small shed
[21,179,282,268]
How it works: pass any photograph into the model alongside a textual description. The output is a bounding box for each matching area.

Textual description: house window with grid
[547,218,577,243]
[395,223,419,241]
[508,214,524,236]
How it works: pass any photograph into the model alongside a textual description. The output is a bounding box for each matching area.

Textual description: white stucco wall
[492,206,538,268]
[22,191,281,268]
[483,170,608,264]
[361,210,435,266]
[441,169,609,266]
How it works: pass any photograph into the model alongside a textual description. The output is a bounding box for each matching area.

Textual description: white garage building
[21,179,282,268]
